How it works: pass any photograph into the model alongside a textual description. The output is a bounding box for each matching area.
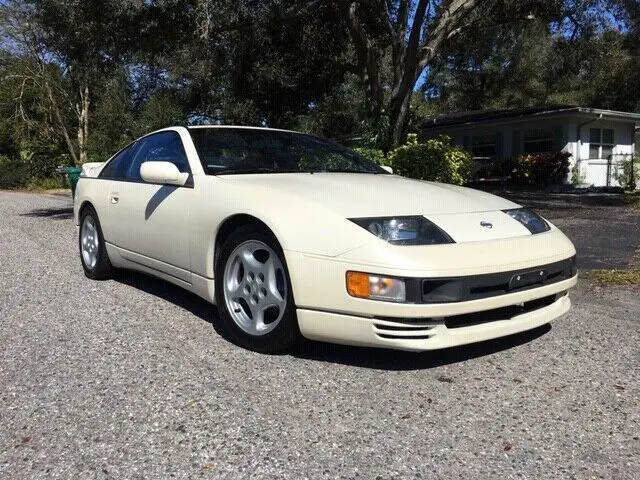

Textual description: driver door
[105,130,193,283]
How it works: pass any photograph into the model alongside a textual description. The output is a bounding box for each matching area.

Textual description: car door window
[125,131,190,182]
[99,143,137,179]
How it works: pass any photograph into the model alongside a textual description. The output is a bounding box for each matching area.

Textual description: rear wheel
[79,206,114,280]
[215,225,300,353]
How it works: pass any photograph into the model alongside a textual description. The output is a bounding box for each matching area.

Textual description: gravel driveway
[1,191,638,479]
[504,192,640,270]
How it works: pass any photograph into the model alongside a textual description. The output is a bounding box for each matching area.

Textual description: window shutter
[553,125,565,151]
[495,132,504,159]
[512,131,521,157]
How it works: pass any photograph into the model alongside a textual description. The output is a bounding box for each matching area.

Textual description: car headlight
[504,208,550,234]
[349,216,454,245]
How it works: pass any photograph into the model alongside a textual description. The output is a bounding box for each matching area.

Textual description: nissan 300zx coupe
[74,126,577,353]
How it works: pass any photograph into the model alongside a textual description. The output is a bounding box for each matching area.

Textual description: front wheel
[79,206,114,280]
[215,225,301,353]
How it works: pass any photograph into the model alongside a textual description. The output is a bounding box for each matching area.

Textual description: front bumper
[285,228,577,351]
[296,290,572,351]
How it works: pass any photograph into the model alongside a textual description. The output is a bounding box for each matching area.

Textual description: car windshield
[188,127,385,175]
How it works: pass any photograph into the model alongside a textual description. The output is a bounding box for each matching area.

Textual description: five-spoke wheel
[78,205,114,280]
[223,240,288,336]
[81,215,100,270]
[216,225,300,353]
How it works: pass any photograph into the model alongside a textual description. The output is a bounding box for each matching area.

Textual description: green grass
[581,269,640,285]
[26,177,68,191]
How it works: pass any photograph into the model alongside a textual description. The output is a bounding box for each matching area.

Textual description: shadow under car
[114,270,553,371]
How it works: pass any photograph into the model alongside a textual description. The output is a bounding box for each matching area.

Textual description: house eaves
[422,106,640,131]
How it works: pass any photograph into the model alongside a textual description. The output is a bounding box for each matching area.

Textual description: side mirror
[140,161,189,186]
[381,165,393,174]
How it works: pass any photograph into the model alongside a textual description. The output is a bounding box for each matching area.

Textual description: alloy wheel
[81,215,100,270]
[222,240,288,336]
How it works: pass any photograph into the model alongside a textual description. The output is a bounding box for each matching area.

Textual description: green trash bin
[65,166,82,197]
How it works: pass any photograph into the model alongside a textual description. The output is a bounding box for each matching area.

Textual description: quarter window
[589,128,614,159]
[125,131,190,181]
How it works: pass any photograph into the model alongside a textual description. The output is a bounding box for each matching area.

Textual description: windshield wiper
[215,168,382,175]
[215,168,278,175]
[322,169,382,174]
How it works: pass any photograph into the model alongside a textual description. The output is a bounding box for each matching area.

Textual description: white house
[421,106,640,187]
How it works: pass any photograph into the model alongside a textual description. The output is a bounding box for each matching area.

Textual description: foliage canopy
[0,0,637,184]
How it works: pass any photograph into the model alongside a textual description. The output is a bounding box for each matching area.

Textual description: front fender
[188,177,376,279]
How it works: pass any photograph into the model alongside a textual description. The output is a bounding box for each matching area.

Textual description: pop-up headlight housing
[503,208,550,234]
[349,216,454,245]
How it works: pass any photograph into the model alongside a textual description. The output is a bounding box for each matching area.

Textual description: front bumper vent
[418,256,576,304]
[373,320,436,341]
[444,293,561,329]
[372,291,567,338]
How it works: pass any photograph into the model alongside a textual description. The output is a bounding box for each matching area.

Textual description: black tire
[215,224,301,353]
[79,205,114,280]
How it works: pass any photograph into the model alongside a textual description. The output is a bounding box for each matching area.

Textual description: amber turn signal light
[346,271,406,302]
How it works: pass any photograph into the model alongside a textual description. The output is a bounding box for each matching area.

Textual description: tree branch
[45,80,78,165]
[418,0,487,70]
[339,1,383,113]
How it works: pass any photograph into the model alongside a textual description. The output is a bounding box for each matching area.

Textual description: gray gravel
[0,191,639,479]
[504,192,640,270]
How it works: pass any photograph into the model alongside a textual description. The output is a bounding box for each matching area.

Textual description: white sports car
[74,126,577,353]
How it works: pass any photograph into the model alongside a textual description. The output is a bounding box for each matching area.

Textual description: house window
[589,128,614,159]
[523,129,554,154]
[471,135,496,159]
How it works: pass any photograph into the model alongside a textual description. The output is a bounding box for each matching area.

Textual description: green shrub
[0,152,67,190]
[0,156,30,189]
[571,162,587,185]
[27,177,66,191]
[27,153,65,180]
[474,157,518,180]
[15,140,68,181]
[389,135,472,185]
[510,151,571,186]
[613,155,639,191]
[352,147,390,166]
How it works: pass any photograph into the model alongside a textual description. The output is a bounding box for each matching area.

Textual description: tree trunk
[341,1,384,118]
[339,0,486,148]
[196,0,212,41]
[389,87,414,148]
[44,80,79,165]
[76,85,90,164]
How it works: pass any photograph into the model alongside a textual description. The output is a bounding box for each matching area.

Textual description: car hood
[217,173,520,216]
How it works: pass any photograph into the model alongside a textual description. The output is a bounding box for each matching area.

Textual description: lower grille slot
[374,323,433,331]
[374,321,436,341]
[470,284,508,296]
[546,270,564,281]
[445,294,558,329]
[376,333,433,340]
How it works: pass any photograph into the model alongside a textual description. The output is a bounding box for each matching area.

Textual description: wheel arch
[214,214,282,273]
[77,200,95,225]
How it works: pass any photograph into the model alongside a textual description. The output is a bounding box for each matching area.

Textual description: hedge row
[0,154,63,189]
[355,137,573,187]
[354,136,473,186]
